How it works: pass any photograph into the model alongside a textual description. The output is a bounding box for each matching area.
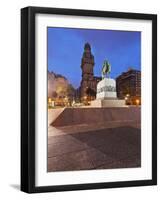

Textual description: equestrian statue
[102,60,111,79]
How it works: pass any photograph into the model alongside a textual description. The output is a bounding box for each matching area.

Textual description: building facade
[80,43,101,102]
[116,68,141,105]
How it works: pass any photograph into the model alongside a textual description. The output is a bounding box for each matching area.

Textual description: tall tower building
[80,43,96,101]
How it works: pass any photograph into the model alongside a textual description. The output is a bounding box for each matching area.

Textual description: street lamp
[84,96,87,100]
[48,98,52,108]
[136,99,140,106]
[125,94,130,105]
[83,96,87,105]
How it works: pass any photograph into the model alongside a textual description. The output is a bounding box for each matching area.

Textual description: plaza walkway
[48,120,141,172]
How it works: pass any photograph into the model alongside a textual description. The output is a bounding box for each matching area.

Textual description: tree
[86,87,96,100]
[52,91,57,98]
[67,84,75,98]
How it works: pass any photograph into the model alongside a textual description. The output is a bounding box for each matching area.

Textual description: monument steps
[50,107,141,127]
[48,108,65,126]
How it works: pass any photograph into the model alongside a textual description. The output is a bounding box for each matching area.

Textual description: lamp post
[48,98,52,108]
[124,94,131,105]
[84,95,87,105]
[136,99,140,106]
[64,96,68,107]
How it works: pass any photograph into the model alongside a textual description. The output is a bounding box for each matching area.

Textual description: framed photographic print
[21,6,157,193]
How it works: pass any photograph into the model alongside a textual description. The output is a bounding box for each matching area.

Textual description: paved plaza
[48,121,141,172]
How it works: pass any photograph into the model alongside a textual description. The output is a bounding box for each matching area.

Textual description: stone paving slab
[96,154,141,169]
[48,136,89,158]
[48,149,94,172]
[70,127,140,160]
[48,125,141,172]
[48,120,141,137]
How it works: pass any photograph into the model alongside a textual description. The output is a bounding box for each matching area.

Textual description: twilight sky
[48,27,141,88]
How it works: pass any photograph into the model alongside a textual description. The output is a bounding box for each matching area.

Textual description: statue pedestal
[91,99,125,107]
[91,78,125,107]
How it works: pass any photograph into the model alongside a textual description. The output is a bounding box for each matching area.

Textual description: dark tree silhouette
[52,91,58,98]
[86,87,96,98]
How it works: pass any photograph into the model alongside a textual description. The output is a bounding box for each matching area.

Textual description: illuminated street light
[136,99,140,105]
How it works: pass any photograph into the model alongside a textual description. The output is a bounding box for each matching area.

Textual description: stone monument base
[90,98,125,107]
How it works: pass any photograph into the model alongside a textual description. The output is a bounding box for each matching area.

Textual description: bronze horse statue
[102,60,111,79]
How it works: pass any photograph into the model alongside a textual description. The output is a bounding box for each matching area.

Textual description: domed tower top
[82,42,93,59]
[81,43,94,68]
[81,42,94,77]
[84,43,91,50]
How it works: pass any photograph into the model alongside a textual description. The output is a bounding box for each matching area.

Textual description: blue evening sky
[48,27,141,88]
